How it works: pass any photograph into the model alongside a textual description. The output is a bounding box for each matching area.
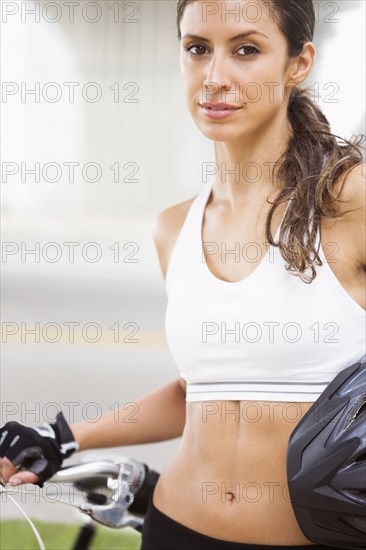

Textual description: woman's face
[179,0,297,143]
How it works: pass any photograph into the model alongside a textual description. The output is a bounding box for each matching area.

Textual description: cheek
[213,60,286,106]
[182,66,201,98]
[239,71,287,107]
[245,84,284,105]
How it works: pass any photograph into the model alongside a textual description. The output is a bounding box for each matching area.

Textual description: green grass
[0,520,141,550]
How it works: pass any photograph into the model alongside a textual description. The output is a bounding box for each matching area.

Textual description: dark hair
[176,0,365,283]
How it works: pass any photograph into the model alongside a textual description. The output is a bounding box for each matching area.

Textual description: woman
[1,1,365,549]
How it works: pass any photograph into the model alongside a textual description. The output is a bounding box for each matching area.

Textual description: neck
[212,110,293,210]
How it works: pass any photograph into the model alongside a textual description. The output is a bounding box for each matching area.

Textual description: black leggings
[140,492,332,550]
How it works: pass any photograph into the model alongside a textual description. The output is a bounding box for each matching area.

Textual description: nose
[203,51,233,99]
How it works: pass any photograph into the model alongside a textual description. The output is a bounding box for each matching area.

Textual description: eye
[184,43,208,57]
[184,42,261,58]
[236,43,261,56]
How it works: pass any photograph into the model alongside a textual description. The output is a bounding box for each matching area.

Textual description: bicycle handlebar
[49,460,121,483]
[46,457,149,531]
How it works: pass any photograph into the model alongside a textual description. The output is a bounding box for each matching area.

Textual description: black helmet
[286,359,366,549]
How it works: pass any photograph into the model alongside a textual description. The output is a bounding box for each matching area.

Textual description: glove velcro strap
[52,411,79,458]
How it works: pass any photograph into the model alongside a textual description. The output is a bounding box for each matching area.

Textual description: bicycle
[1,457,160,550]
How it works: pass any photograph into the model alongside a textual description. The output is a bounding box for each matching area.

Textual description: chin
[194,122,244,142]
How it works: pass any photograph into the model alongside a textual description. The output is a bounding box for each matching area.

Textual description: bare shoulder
[329,160,366,268]
[152,194,198,280]
[334,160,366,211]
[178,377,187,392]
[345,161,366,268]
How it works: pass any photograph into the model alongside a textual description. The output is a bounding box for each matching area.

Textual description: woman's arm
[71,205,193,451]
[0,379,186,486]
[70,378,186,451]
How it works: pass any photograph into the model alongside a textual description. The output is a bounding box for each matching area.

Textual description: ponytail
[265,86,365,283]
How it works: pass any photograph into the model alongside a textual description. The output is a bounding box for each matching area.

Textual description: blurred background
[1,0,365,533]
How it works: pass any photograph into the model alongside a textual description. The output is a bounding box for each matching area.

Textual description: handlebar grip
[128,464,160,515]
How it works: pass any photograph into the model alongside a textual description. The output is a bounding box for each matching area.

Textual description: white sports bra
[165,177,366,402]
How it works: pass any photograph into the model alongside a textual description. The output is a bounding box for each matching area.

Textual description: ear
[286,42,316,88]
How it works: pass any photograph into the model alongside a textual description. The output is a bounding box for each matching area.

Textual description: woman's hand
[0,411,79,488]
[0,455,39,486]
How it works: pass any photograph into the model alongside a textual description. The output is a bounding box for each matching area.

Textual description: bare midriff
[152,399,317,546]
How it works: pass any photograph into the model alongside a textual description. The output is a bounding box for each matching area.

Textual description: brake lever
[78,459,145,531]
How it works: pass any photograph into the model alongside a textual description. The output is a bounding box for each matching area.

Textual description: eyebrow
[182,31,268,42]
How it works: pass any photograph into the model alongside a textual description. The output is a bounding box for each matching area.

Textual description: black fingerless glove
[0,411,79,488]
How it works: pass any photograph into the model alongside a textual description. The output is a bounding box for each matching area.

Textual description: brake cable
[0,484,90,550]
[0,484,46,550]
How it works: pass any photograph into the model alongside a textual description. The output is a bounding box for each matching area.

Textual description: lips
[207,107,233,111]
[200,102,241,111]
[199,104,241,120]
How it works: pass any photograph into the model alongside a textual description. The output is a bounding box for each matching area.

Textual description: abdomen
[152,399,317,546]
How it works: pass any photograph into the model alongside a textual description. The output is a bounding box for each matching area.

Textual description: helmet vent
[354,452,366,463]
[344,394,366,430]
[341,515,366,535]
